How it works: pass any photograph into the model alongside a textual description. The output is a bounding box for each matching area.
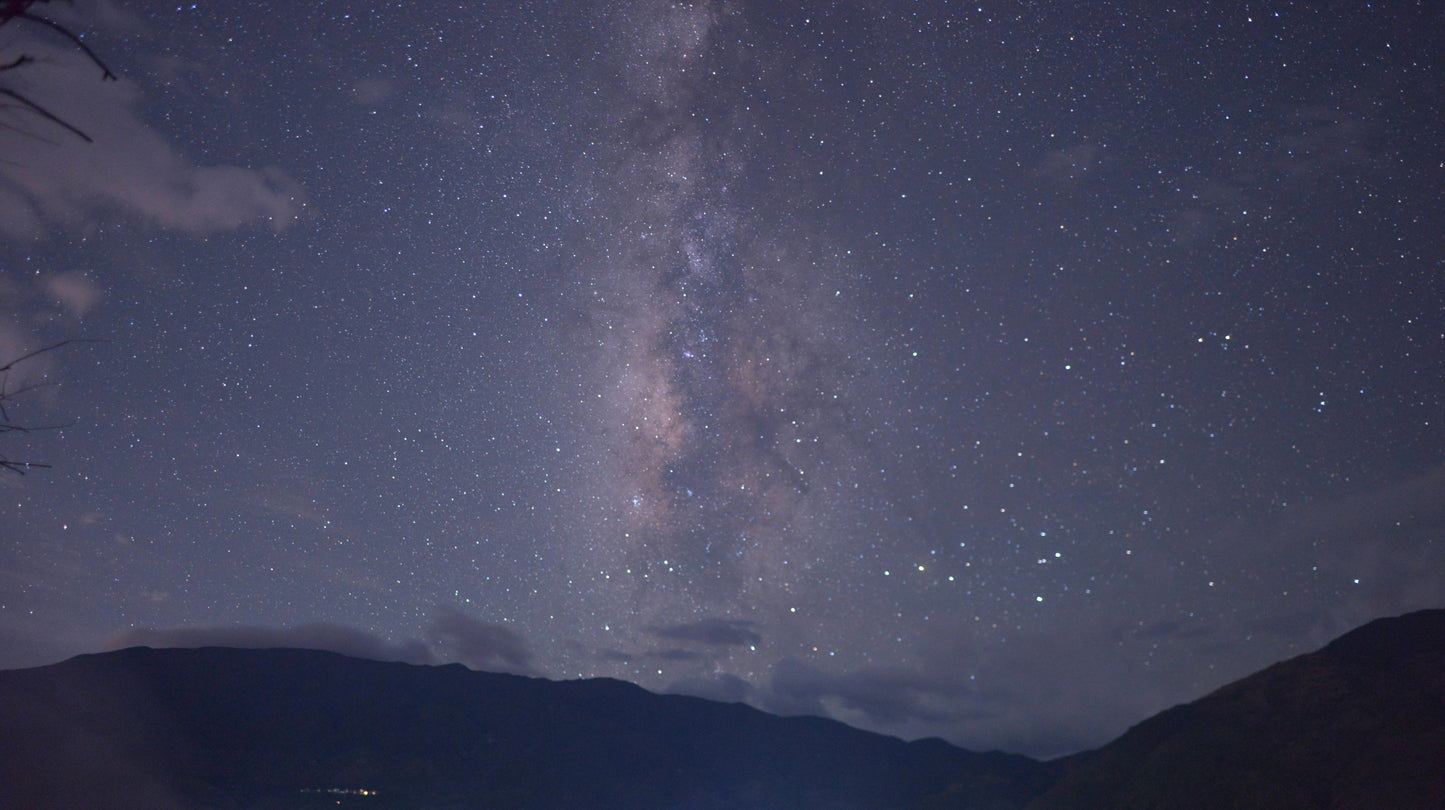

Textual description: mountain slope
[1027,609,1445,810]
[4,609,1442,810]
[0,645,1052,810]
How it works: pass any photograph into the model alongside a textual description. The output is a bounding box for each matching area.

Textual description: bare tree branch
[0,53,35,71]
[0,339,103,474]
[0,85,92,141]
[0,3,114,475]
[15,8,118,81]
[0,338,101,373]
[0,459,52,474]
[1,0,117,141]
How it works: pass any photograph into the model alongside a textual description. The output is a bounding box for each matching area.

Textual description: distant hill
[1026,609,1445,810]
[0,645,1051,810]
[2,610,1441,810]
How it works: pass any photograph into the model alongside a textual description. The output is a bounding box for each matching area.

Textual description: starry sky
[2,0,1443,758]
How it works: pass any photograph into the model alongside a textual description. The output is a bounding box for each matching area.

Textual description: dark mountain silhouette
[1026,608,1445,810]
[1,609,1441,810]
[0,645,1051,810]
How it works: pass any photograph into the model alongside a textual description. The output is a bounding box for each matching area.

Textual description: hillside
[1027,609,1445,809]
[0,645,1051,810]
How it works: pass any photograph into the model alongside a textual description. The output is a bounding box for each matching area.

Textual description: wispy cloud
[1,27,303,239]
[647,617,762,647]
[106,623,435,665]
[107,608,536,676]
[426,605,534,673]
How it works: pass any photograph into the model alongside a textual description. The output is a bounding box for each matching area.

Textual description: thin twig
[0,53,34,71]
[0,86,91,141]
[17,9,117,81]
[0,338,103,373]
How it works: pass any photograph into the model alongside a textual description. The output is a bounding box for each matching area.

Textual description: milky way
[558,4,885,626]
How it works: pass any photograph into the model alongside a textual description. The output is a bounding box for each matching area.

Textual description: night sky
[2,0,1443,758]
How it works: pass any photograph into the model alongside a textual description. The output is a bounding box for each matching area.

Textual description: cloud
[105,609,536,676]
[742,617,1204,759]
[0,313,39,377]
[425,605,534,673]
[44,0,148,36]
[0,32,303,239]
[762,658,957,727]
[1167,99,1380,246]
[647,617,762,647]
[1032,142,1103,184]
[41,271,104,318]
[350,77,399,106]
[1277,464,1445,548]
[1261,464,1445,624]
[1273,105,1373,178]
[595,645,704,664]
[654,647,705,662]
[105,623,435,665]
[665,672,754,704]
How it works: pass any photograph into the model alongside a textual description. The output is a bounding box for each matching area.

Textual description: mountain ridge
[1025,609,1445,809]
[2,609,1442,810]
[0,643,1053,810]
